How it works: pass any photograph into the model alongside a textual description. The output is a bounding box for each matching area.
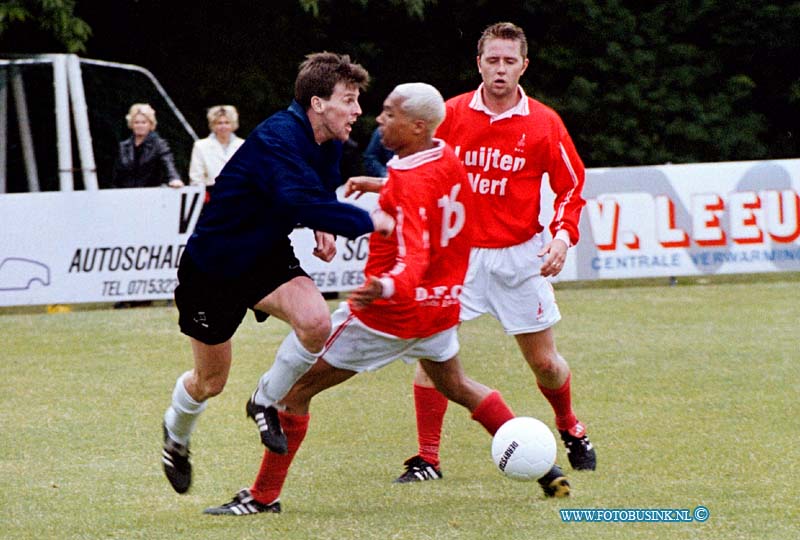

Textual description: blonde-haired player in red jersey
[203,82,536,515]
[349,22,594,496]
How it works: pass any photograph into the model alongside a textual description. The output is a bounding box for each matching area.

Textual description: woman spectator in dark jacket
[112,103,184,188]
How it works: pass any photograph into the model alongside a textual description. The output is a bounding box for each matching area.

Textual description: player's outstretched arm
[344,176,385,199]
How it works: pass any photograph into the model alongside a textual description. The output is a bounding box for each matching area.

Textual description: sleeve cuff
[554,230,572,248]
[378,277,395,298]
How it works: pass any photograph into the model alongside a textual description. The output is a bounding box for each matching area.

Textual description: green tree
[524,0,799,166]
[298,0,434,18]
[0,0,91,53]
[6,0,797,167]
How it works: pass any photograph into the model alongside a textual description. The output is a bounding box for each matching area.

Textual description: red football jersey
[436,89,586,248]
[352,140,474,338]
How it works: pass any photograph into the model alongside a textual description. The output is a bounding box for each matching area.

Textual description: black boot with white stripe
[393,455,443,483]
[162,423,191,494]
[559,421,597,471]
[246,391,288,455]
[203,488,281,516]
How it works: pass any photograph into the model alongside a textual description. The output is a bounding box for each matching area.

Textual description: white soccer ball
[491,416,557,481]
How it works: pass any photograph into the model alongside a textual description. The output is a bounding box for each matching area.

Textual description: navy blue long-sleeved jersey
[186,100,375,277]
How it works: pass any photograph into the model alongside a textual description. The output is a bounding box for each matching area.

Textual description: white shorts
[459,234,561,335]
[321,303,460,373]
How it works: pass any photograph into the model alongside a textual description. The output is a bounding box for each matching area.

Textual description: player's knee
[195,373,227,399]
[527,350,564,379]
[294,311,331,352]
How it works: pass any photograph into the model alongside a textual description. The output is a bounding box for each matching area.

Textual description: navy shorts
[175,240,309,345]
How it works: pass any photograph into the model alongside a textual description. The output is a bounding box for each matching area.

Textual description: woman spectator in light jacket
[188,105,245,195]
[112,103,183,188]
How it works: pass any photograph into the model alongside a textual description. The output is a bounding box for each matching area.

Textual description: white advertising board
[1,159,798,307]
[547,158,800,281]
[0,186,377,307]
[0,186,204,306]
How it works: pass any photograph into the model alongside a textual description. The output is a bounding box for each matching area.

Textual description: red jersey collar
[386,138,446,171]
[469,84,530,122]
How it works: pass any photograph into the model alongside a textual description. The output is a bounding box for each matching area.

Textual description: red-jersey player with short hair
[203,82,551,516]
[353,148,470,338]
[393,21,595,488]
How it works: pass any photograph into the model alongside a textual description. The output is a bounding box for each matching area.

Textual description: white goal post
[0,54,197,193]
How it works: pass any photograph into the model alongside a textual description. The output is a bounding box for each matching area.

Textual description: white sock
[255,331,321,407]
[163,371,207,446]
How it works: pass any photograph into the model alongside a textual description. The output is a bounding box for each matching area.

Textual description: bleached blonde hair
[207,105,239,131]
[126,103,157,129]
[390,82,445,136]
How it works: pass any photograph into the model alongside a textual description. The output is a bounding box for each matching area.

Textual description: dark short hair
[294,52,370,108]
[477,22,528,59]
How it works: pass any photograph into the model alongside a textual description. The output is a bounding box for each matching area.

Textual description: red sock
[471,390,515,435]
[414,384,448,467]
[537,373,578,431]
[249,411,309,504]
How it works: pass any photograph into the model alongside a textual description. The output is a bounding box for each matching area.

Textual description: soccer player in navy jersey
[160,52,394,495]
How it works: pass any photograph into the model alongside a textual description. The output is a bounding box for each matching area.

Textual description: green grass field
[2,276,798,539]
